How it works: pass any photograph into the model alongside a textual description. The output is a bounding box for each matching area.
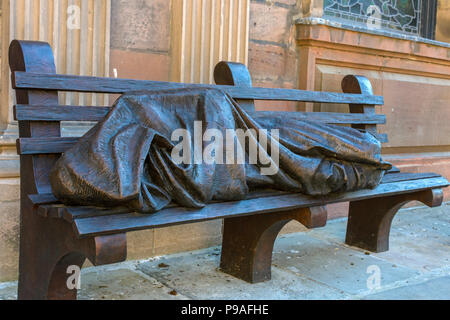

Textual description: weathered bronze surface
[50,88,391,213]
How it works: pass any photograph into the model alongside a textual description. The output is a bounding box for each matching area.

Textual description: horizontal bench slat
[14,105,386,125]
[17,137,80,155]
[387,166,401,174]
[254,111,386,125]
[36,206,133,221]
[34,193,287,221]
[17,129,388,155]
[29,172,447,220]
[28,193,59,206]
[14,105,110,121]
[381,172,442,184]
[13,71,384,105]
[29,171,441,208]
[29,173,440,208]
[73,176,449,238]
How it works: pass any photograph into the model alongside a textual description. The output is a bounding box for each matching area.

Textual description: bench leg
[18,203,127,300]
[345,188,443,253]
[220,206,327,283]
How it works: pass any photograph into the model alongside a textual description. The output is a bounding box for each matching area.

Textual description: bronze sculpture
[50,87,392,213]
[12,40,448,298]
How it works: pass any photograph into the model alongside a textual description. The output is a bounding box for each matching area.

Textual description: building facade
[0,0,449,281]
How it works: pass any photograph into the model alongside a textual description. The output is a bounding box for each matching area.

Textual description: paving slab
[387,205,450,244]
[137,247,350,300]
[310,205,450,273]
[310,204,449,242]
[373,231,450,272]
[307,217,347,244]
[0,283,17,300]
[363,276,450,300]
[272,233,420,295]
[0,266,190,300]
[78,267,189,300]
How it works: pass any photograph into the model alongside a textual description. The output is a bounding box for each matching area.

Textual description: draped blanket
[50,87,392,213]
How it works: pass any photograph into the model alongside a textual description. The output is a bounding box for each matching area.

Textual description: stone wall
[436,0,450,43]
[0,0,112,283]
[295,22,450,218]
[248,0,299,111]
[109,0,171,87]
[0,179,19,282]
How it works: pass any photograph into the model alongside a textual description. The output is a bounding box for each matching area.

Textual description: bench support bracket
[220,206,327,283]
[345,188,443,252]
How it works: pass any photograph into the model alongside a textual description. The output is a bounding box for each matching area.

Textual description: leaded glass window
[323,0,422,35]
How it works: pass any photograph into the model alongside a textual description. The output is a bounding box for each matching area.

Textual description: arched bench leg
[345,188,443,253]
[220,206,327,283]
[18,203,127,300]
[46,253,87,300]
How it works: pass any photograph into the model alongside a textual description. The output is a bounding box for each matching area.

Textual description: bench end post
[214,61,255,112]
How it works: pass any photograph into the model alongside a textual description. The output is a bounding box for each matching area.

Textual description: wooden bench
[10,40,449,300]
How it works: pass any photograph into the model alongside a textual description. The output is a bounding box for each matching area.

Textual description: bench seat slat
[28,173,448,237]
[27,172,443,209]
[29,193,59,206]
[381,172,442,184]
[72,176,449,238]
[13,71,384,105]
[34,172,444,221]
[30,172,444,221]
[14,105,386,124]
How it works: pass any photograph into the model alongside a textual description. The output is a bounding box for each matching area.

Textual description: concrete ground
[0,204,449,300]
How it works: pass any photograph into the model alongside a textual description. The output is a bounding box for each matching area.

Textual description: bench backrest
[9,40,386,196]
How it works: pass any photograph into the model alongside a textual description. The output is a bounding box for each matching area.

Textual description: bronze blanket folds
[50,87,392,213]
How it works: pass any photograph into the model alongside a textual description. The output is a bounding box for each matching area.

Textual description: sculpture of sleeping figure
[50,87,392,213]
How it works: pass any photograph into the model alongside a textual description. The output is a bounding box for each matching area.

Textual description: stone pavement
[1,204,449,300]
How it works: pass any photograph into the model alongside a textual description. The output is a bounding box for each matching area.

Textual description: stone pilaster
[0,0,111,282]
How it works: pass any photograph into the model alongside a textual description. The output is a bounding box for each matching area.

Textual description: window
[323,0,438,39]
